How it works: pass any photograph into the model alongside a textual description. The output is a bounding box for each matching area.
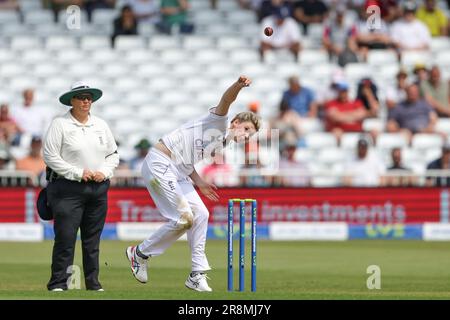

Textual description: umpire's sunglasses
[74,94,93,101]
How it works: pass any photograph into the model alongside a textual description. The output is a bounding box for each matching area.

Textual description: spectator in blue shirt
[282,76,318,117]
[387,83,438,143]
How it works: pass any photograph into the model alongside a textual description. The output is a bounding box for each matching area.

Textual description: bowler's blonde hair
[230,112,261,131]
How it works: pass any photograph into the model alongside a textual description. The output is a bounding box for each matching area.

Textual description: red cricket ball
[264,27,273,37]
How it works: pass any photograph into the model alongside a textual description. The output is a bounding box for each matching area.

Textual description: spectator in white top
[342,136,386,186]
[260,5,302,62]
[12,89,48,139]
[390,1,431,52]
[127,0,160,24]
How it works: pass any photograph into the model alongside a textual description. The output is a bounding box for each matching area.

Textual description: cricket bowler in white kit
[126,76,260,292]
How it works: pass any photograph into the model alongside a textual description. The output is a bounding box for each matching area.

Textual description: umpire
[43,81,119,291]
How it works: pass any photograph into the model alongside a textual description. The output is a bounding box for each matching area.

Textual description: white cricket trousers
[138,148,211,272]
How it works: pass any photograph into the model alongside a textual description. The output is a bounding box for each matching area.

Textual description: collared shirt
[43,111,119,182]
[161,107,227,177]
[388,99,433,133]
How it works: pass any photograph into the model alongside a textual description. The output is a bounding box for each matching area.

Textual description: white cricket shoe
[50,288,64,292]
[126,246,148,284]
[185,272,212,292]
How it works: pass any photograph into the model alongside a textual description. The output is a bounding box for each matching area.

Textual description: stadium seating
[412,134,444,151]
[305,133,337,150]
[377,133,408,150]
[0,1,449,186]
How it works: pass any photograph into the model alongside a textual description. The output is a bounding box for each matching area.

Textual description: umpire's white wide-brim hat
[59,81,102,106]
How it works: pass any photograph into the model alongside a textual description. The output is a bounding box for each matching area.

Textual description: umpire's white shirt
[43,111,119,182]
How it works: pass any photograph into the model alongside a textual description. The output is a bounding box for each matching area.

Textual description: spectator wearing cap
[325,81,368,143]
[387,83,438,143]
[385,147,416,186]
[426,142,450,187]
[356,78,379,117]
[260,5,302,62]
[43,81,119,291]
[293,0,328,35]
[11,89,48,139]
[112,5,138,48]
[386,69,409,109]
[390,1,431,52]
[413,63,429,85]
[342,136,386,187]
[15,136,46,184]
[421,66,450,117]
[282,76,318,118]
[315,70,346,113]
[416,0,448,37]
[0,103,22,146]
[322,5,359,67]
[130,138,151,171]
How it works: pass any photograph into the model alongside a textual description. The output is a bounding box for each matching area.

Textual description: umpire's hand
[92,171,106,183]
[82,169,94,182]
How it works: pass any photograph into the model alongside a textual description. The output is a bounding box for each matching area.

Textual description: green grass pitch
[0,240,449,299]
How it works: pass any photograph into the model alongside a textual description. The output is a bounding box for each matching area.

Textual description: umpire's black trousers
[46,178,110,290]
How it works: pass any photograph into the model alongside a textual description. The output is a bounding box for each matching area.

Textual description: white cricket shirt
[161,107,228,176]
[43,111,119,182]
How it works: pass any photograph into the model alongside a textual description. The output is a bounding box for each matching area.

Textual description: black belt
[46,167,108,183]
[48,171,64,182]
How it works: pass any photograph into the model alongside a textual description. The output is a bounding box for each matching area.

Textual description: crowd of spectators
[1,0,450,188]
[0,88,56,184]
[38,0,196,43]
[251,0,448,63]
